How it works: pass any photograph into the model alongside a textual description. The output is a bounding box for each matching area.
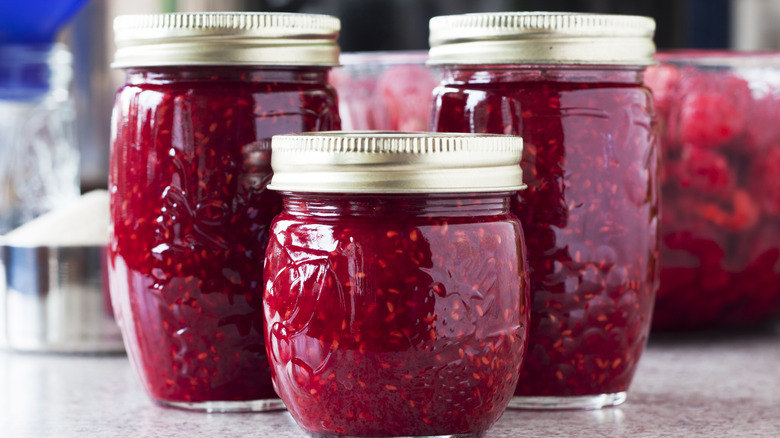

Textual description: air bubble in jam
[431,66,659,401]
[264,193,530,436]
[108,66,339,406]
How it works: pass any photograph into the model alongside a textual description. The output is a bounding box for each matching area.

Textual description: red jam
[646,53,780,330]
[108,67,339,406]
[432,67,659,399]
[264,193,529,436]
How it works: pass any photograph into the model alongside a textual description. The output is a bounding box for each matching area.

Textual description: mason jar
[429,12,660,410]
[264,132,530,437]
[107,12,341,412]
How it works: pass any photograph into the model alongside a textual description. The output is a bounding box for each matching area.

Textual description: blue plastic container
[0,0,89,44]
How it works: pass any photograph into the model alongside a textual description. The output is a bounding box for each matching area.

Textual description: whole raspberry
[672,145,733,195]
[679,92,744,147]
[750,146,780,216]
[677,70,751,148]
[744,95,780,153]
[692,189,760,231]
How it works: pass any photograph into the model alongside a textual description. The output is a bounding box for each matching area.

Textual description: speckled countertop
[1,325,779,438]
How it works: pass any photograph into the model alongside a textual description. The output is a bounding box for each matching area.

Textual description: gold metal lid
[268,131,525,193]
[428,12,655,66]
[113,12,340,68]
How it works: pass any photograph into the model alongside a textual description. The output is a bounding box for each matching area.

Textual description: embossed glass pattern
[264,193,529,437]
[432,66,659,409]
[108,66,339,411]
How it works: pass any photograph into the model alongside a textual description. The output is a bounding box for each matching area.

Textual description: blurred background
[53,0,780,191]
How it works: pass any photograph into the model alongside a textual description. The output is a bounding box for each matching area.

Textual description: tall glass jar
[108,12,341,412]
[264,132,530,437]
[430,12,660,410]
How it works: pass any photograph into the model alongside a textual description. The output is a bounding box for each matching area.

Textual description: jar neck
[437,65,645,85]
[280,192,513,218]
[123,66,331,85]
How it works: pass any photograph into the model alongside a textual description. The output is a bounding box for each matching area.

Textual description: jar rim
[112,12,340,68]
[655,49,780,67]
[268,131,526,194]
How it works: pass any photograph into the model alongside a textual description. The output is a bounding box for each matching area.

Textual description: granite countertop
[1,325,779,438]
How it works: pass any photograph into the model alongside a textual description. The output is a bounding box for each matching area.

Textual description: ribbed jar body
[264,192,530,436]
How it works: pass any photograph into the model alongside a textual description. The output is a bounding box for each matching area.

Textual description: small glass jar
[0,43,79,234]
[429,12,660,409]
[646,51,780,330]
[264,132,530,438]
[107,12,341,412]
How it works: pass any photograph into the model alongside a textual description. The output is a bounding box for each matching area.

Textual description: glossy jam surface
[646,54,780,330]
[108,67,339,404]
[264,194,529,436]
[432,67,659,398]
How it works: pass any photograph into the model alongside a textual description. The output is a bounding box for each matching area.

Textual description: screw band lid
[429,12,656,66]
[269,131,526,194]
[113,12,340,68]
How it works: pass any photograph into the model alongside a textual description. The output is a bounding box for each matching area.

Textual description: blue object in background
[0,0,86,100]
[684,0,731,49]
[0,0,89,44]
[0,43,71,100]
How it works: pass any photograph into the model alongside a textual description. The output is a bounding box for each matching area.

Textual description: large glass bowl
[329,51,439,131]
[646,51,780,330]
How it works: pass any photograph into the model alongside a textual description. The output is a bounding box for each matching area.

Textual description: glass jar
[646,51,780,330]
[429,12,660,409]
[107,12,341,412]
[264,132,530,437]
[0,43,79,234]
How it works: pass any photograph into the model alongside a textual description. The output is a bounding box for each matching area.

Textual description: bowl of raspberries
[329,51,440,131]
[646,51,780,330]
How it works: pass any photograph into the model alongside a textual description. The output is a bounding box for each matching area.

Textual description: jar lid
[428,12,655,66]
[268,131,526,194]
[112,12,340,68]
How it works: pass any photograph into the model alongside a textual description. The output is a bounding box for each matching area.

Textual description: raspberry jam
[429,12,659,410]
[432,68,658,406]
[646,52,780,330]
[264,132,529,437]
[109,66,339,410]
[108,13,340,412]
